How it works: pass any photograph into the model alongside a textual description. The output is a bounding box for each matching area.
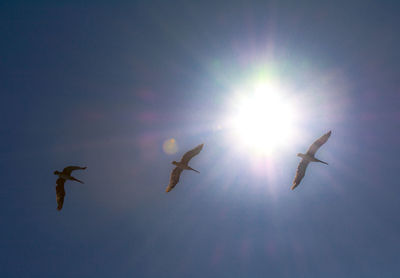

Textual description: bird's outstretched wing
[166,167,183,192]
[56,178,66,211]
[306,131,332,156]
[62,166,87,175]
[291,159,310,190]
[180,144,204,165]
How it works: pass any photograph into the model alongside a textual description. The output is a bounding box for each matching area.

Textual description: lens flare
[163,138,178,154]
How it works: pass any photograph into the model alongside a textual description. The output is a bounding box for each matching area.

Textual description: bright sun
[226,81,298,155]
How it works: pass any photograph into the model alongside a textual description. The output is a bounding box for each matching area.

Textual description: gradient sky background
[1,1,400,277]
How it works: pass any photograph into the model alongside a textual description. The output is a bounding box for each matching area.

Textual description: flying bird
[291,131,332,190]
[54,166,87,210]
[166,143,204,193]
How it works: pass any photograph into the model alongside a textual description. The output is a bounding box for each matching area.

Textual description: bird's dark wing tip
[194,143,204,152]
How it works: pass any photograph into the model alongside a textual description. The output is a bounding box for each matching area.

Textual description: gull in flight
[54,166,87,210]
[166,143,204,193]
[292,131,332,190]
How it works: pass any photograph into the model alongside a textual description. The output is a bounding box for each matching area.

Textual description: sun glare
[227,81,298,155]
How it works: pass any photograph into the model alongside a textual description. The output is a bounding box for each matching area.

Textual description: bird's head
[54,170,61,175]
[297,153,305,158]
[171,161,178,166]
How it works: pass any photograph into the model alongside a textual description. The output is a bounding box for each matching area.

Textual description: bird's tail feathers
[71,177,84,184]
[316,159,328,165]
[188,167,200,173]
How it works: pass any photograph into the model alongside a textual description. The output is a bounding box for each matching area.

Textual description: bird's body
[58,173,82,182]
[292,131,331,190]
[54,166,87,210]
[172,161,200,173]
[297,153,328,164]
[166,144,204,192]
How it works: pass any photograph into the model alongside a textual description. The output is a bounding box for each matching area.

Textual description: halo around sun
[224,79,299,156]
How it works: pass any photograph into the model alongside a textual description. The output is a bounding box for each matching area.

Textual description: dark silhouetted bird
[292,131,331,190]
[54,166,87,210]
[166,144,204,192]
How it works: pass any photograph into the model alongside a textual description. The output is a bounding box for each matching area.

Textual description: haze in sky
[1,1,400,278]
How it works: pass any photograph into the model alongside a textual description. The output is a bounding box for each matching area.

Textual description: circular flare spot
[163,138,178,154]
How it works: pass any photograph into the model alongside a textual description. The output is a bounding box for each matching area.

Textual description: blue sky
[1,1,400,277]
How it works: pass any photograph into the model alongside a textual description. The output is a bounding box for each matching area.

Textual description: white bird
[54,166,87,210]
[166,144,204,193]
[292,131,331,190]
